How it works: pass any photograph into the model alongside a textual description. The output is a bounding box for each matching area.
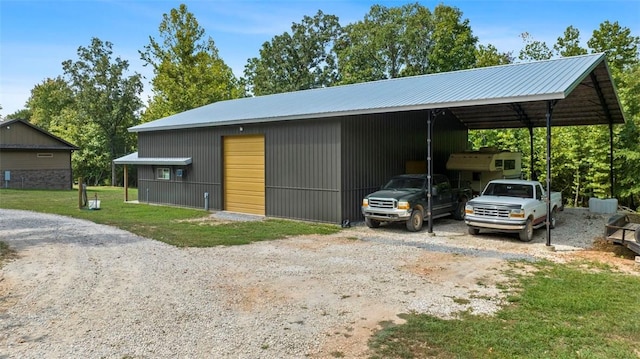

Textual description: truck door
[532,184,547,225]
[432,175,452,214]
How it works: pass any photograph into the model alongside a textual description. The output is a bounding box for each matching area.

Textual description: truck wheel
[468,227,479,235]
[519,219,533,242]
[365,217,380,228]
[406,209,423,232]
[550,208,558,229]
[452,197,467,220]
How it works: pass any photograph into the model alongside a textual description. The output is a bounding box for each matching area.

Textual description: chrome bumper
[465,216,527,231]
[362,207,412,222]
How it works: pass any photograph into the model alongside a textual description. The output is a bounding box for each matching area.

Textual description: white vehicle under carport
[464,179,562,241]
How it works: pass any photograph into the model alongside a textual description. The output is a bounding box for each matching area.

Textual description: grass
[0,187,340,247]
[368,260,640,359]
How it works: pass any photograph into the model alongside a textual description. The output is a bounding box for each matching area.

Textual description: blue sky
[1,0,638,117]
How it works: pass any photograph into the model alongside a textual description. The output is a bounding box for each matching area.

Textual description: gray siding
[265,120,341,223]
[340,109,468,222]
[135,110,465,224]
[136,119,342,223]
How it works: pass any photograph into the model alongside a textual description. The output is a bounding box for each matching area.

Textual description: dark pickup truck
[361,174,471,232]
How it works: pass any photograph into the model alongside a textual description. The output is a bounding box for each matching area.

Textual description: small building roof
[113,152,192,166]
[129,53,624,133]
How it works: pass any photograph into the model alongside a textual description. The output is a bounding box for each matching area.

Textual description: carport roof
[129,53,625,133]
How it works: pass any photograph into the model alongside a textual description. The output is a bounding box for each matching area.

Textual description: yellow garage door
[224,135,265,215]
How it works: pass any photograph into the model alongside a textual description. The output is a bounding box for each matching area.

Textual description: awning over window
[113,152,192,166]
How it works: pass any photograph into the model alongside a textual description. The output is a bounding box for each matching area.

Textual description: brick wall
[0,169,73,190]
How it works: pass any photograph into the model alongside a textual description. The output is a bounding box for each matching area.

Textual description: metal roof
[129,53,625,133]
[113,152,192,166]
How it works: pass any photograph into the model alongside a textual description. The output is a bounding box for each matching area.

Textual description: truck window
[383,177,425,190]
[536,184,544,200]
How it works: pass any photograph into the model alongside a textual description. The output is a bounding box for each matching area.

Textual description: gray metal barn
[115,53,624,225]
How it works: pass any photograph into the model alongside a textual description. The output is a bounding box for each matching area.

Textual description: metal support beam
[509,103,536,180]
[590,72,615,197]
[529,126,535,180]
[545,100,556,247]
[427,110,435,234]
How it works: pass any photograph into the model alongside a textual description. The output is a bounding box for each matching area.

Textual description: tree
[336,3,476,84]
[426,4,477,73]
[475,44,513,68]
[588,20,640,75]
[26,77,73,131]
[244,10,342,95]
[518,32,553,61]
[62,37,143,186]
[554,26,588,57]
[141,4,242,121]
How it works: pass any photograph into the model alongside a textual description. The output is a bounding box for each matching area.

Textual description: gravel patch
[0,208,613,358]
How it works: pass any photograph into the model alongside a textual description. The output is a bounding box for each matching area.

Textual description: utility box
[446,148,522,194]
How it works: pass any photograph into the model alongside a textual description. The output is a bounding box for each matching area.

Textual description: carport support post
[545,100,554,247]
[528,126,535,180]
[427,110,435,234]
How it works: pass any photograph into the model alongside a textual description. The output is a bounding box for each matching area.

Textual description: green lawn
[368,260,640,359]
[0,187,340,247]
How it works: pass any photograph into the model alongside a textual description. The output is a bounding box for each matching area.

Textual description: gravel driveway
[0,208,609,358]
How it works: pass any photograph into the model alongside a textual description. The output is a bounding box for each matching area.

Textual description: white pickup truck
[464,179,562,241]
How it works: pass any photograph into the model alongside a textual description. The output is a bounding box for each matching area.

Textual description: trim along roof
[129,53,625,133]
[113,152,192,166]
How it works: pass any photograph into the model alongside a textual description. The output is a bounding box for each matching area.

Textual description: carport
[419,53,625,245]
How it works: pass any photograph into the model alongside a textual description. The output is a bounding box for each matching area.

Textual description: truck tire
[406,209,423,232]
[452,197,468,220]
[365,217,380,228]
[519,218,533,242]
[550,207,557,229]
[468,227,479,235]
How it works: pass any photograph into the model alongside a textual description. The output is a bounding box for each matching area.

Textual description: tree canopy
[62,38,143,186]
[244,10,342,95]
[140,4,243,121]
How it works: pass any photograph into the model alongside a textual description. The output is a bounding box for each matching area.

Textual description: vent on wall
[37,153,53,158]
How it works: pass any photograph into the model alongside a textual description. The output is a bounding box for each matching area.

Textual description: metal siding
[0,150,70,170]
[340,109,467,222]
[0,121,67,147]
[136,121,342,223]
[137,129,221,209]
[265,120,341,223]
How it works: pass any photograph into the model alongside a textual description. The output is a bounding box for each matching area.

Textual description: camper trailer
[446,148,522,194]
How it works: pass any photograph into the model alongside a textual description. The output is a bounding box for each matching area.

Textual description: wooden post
[78,177,83,209]
[124,165,129,202]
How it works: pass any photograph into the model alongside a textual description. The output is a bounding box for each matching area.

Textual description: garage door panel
[224,135,265,215]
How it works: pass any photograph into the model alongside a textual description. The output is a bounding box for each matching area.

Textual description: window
[156,168,170,180]
[504,159,516,170]
[494,159,503,168]
[37,153,53,158]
